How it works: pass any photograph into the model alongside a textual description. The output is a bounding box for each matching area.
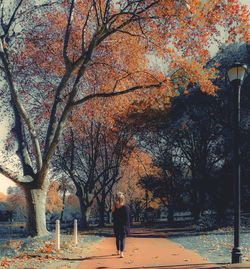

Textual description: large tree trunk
[191,169,201,222]
[107,210,112,224]
[191,190,201,222]
[75,187,92,229]
[79,199,91,229]
[60,189,67,222]
[167,204,174,224]
[24,185,49,237]
[98,199,106,227]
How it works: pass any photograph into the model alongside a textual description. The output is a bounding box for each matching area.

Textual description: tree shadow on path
[61,254,118,262]
[95,264,225,269]
[93,226,197,239]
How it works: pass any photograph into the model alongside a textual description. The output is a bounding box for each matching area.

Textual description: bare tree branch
[0,163,36,187]
[93,0,100,27]
[81,4,93,52]
[63,0,75,67]
[0,46,42,172]
[0,164,22,185]
[4,0,23,35]
[103,0,111,22]
[72,80,165,106]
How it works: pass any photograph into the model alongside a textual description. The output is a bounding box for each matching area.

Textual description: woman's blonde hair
[115,192,125,205]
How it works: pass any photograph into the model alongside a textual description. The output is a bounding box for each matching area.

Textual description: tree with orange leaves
[7,186,27,221]
[116,149,160,222]
[56,107,136,228]
[0,0,249,236]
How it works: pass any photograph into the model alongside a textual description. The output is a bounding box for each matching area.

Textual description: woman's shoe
[120,252,124,258]
[117,250,120,255]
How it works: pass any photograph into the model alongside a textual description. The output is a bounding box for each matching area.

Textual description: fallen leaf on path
[126,259,134,264]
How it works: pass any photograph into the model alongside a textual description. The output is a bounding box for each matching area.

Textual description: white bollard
[74,219,78,246]
[56,220,60,251]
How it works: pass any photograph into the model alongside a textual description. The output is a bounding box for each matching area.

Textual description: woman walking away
[112,192,130,258]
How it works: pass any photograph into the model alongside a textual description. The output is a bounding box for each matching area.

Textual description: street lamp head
[227,63,248,85]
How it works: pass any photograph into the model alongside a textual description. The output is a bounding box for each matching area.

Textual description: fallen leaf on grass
[1,257,10,268]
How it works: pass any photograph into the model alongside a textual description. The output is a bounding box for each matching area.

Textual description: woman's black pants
[115,233,125,251]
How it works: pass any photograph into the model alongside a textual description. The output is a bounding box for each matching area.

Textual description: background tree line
[1,43,250,230]
[138,43,250,226]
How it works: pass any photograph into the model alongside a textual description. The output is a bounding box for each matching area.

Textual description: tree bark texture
[24,184,49,237]
[79,198,91,229]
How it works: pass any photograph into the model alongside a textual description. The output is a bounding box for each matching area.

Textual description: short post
[74,219,78,246]
[56,220,60,251]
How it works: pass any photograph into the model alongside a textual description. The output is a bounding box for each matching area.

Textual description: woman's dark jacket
[112,205,130,235]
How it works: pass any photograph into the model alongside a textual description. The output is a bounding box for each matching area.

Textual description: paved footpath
[76,228,250,269]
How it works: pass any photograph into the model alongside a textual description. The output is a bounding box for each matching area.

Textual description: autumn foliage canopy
[14,0,250,131]
[0,0,249,236]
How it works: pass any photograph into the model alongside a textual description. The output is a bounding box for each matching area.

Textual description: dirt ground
[75,236,222,269]
[76,227,222,269]
[1,228,249,269]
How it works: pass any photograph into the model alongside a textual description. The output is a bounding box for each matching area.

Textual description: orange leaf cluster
[7,0,249,164]
[117,149,160,202]
[39,242,54,254]
[7,189,27,215]
[46,181,64,213]
[67,194,80,209]
[0,257,10,268]
[9,240,22,251]
[16,0,249,101]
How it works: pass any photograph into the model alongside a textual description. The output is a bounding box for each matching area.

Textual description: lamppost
[227,63,247,264]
